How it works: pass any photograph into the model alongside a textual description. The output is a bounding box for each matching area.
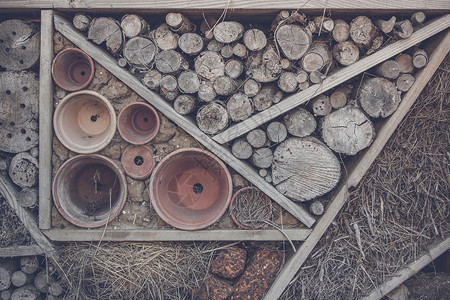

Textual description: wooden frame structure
[0,2,449,298]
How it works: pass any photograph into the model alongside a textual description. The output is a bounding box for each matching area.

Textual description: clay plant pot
[117,102,160,145]
[229,187,272,230]
[149,148,233,230]
[54,90,116,154]
[121,145,156,180]
[52,48,95,91]
[52,154,127,228]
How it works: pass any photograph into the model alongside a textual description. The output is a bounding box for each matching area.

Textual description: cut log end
[246,129,267,148]
[174,94,196,115]
[232,139,253,160]
[358,77,401,118]
[196,102,229,135]
[250,148,273,169]
[396,74,415,92]
[227,93,253,122]
[266,121,287,143]
[284,108,316,137]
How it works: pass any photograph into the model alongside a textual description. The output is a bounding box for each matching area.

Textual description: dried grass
[57,241,226,300]
[230,188,272,229]
[282,56,450,299]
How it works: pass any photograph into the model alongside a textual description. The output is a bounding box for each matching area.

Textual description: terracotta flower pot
[149,148,233,230]
[52,48,95,91]
[117,102,160,145]
[54,90,116,154]
[229,187,272,230]
[121,145,156,180]
[52,154,127,228]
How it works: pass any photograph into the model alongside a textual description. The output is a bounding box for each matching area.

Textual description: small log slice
[246,129,267,148]
[120,14,148,38]
[375,16,396,34]
[332,19,350,42]
[243,79,261,97]
[166,13,196,34]
[396,73,415,92]
[0,259,15,291]
[301,41,332,72]
[9,152,38,188]
[233,43,248,59]
[153,24,179,51]
[10,285,40,300]
[123,36,156,68]
[393,20,414,39]
[213,21,244,44]
[207,39,224,52]
[357,77,401,118]
[19,257,38,275]
[227,93,253,122]
[225,59,244,79]
[232,139,253,160]
[73,13,92,32]
[321,105,375,155]
[275,24,311,60]
[253,85,279,111]
[243,29,267,51]
[142,70,162,90]
[411,12,426,25]
[155,50,183,74]
[0,71,39,153]
[278,71,298,93]
[272,137,341,201]
[375,60,400,80]
[266,121,287,143]
[330,85,352,109]
[220,45,234,59]
[177,71,200,94]
[198,80,216,102]
[11,271,33,288]
[196,102,229,134]
[16,187,38,208]
[0,19,40,71]
[88,17,124,54]
[396,53,414,74]
[350,16,379,51]
[194,51,225,81]
[310,94,332,116]
[412,49,428,69]
[250,148,273,169]
[284,108,316,137]
[314,16,335,33]
[332,41,360,66]
[246,44,282,83]
[213,76,237,96]
[174,94,196,115]
[178,32,204,56]
[310,199,325,215]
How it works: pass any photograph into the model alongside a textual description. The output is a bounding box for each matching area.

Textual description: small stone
[29,147,39,158]
[153,114,177,143]
[127,177,146,202]
[197,276,234,300]
[232,174,248,188]
[52,137,69,161]
[211,246,247,279]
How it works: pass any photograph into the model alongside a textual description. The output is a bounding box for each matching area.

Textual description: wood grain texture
[54,14,316,227]
[362,237,450,300]
[263,29,450,300]
[0,245,44,258]
[38,10,54,230]
[1,0,449,11]
[43,228,312,241]
[213,14,450,144]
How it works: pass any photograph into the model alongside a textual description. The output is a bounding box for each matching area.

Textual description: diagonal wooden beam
[362,236,450,300]
[53,14,316,227]
[213,14,450,144]
[263,29,450,300]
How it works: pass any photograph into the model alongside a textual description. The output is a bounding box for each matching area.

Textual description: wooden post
[39,10,53,229]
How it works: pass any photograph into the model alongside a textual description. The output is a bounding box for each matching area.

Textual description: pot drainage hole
[193,183,203,194]
[91,114,98,122]
[134,156,144,166]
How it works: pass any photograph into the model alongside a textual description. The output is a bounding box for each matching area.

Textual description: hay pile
[57,241,225,299]
[282,56,449,299]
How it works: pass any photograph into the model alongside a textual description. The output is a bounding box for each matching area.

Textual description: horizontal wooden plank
[53,13,316,228]
[263,29,450,300]
[43,228,312,241]
[213,14,450,144]
[363,236,450,300]
[39,10,54,230]
[0,0,449,11]
[0,245,44,257]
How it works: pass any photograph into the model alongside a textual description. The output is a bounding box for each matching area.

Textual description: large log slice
[357,77,401,118]
[0,20,40,71]
[88,17,124,54]
[272,137,341,202]
[0,71,39,153]
[275,24,311,60]
[321,105,375,155]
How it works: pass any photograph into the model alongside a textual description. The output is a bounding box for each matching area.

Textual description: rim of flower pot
[53,90,116,154]
[52,154,127,228]
[229,186,272,230]
[121,145,156,180]
[117,102,160,145]
[149,148,233,230]
[52,47,95,92]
